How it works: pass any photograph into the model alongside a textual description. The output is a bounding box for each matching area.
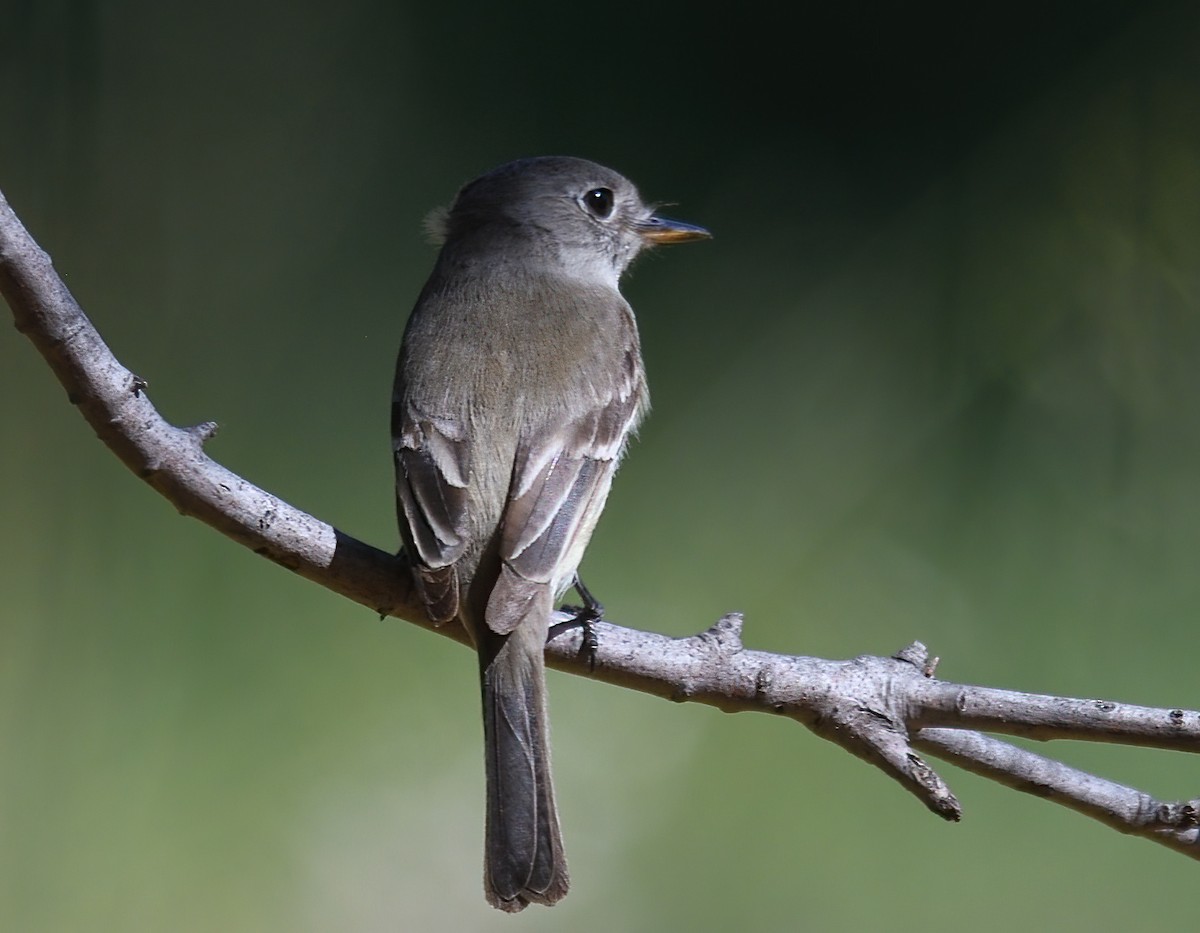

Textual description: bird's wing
[393,398,471,622]
[485,350,646,636]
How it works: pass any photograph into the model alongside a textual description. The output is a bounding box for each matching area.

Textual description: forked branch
[2,186,1196,860]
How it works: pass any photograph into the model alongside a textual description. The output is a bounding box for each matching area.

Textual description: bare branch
[2,185,1197,862]
[914,729,1200,857]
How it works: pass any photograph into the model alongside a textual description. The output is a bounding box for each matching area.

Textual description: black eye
[582,187,615,219]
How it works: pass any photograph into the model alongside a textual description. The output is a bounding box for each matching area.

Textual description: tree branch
[3,185,1197,861]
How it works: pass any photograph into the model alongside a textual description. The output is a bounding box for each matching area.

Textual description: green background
[3,2,1199,929]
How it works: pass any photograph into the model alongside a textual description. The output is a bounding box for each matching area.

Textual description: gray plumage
[393,156,708,911]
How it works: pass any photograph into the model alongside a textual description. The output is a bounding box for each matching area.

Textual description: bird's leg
[549,575,603,670]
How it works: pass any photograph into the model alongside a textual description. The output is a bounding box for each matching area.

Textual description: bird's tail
[479,610,569,912]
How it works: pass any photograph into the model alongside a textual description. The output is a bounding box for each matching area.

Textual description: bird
[392,155,709,911]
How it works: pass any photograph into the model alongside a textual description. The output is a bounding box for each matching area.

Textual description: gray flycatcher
[392,156,709,911]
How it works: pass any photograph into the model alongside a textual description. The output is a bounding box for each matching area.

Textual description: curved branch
[3,185,1197,861]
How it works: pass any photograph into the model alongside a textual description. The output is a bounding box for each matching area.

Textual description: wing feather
[394,397,472,621]
[485,374,644,635]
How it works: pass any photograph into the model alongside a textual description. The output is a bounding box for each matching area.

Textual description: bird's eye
[582,187,615,219]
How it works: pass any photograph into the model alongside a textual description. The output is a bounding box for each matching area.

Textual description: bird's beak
[636,215,712,245]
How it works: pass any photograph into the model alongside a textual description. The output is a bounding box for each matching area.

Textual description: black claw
[548,575,604,670]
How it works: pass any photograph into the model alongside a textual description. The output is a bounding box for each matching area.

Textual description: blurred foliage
[2,1,1199,930]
